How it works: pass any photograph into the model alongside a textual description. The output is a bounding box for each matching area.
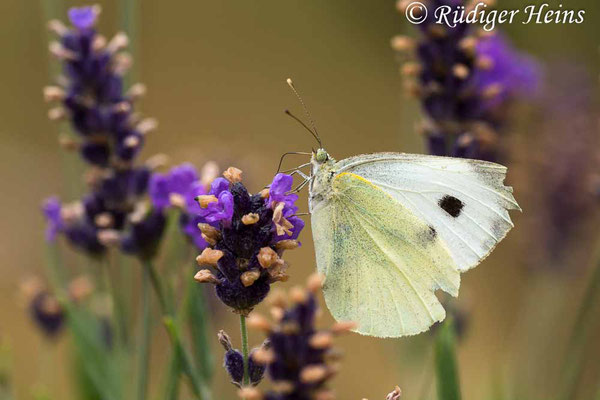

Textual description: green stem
[119,0,139,87]
[435,318,461,400]
[104,258,128,348]
[136,267,152,400]
[162,351,181,400]
[142,259,211,400]
[240,315,250,387]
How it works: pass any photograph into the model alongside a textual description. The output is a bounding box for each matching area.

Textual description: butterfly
[308,149,519,337]
[284,79,520,338]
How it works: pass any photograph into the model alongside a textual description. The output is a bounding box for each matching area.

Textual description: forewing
[311,172,460,337]
[337,153,520,272]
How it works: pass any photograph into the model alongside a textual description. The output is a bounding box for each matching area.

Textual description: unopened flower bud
[241,270,261,287]
[242,213,260,225]
[196,248,224,267]
[257,247,278,268]
[224,167,243,183]
[194,269,219,284]
[300,365,329,384]
[196,195,218,208]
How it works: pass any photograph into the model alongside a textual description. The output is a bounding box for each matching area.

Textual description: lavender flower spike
[194,168,304,315]
[239,274,355,400]
[42,8,166,258]
[392,0,540,161]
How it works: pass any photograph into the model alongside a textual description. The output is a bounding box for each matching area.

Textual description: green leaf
[435,318,461,400]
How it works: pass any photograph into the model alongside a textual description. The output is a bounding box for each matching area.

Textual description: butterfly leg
[288,173,314,194]
[279,162,311,174]
[276,152,311,174]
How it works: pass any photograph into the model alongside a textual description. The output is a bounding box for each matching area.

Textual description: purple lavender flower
[474,33,541,111]
[392,1,540,161]
[29,291,64,338]
[149,163,215,249]
[521,62,598,269]
[239,275,355,400]
[42,8,166,259]
[267,173,299,210]
[42,197,63,241]
[197,178,235,224]
[45,6,155,166]
[120,208,166,259]
[149,163,203,211]
[218,330,266,387]
[194,168,304,314]
[268,173,304,241]
[67,6,98,30]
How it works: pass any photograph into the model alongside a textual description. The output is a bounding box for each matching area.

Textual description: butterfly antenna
[284,109,319,144]
[286,78,322,148]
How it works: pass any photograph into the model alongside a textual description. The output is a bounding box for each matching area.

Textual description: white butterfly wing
[336,153,520,272]
[311,172,460,337]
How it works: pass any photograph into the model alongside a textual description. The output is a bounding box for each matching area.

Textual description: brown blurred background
[1,0,599,399]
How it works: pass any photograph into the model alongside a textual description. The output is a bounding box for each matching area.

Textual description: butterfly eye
[316,149,328,163]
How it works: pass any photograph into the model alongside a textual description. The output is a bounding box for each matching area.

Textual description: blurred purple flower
[45,6,155,167]
[392,1,541,161]
[149,163,206,212]
[42,197,63,241]
[474,33,541,110]
[42,9,166,259]
[247,275,352,400]
[148,174,171,210]
[67,6,98,30]
[521,62,599,270]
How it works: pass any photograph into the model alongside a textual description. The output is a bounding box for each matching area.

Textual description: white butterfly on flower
[283,79,520,338]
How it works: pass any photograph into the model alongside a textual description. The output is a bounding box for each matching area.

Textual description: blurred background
[1,0,599,399]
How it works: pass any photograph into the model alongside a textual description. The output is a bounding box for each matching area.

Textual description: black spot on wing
[418,225,437,245]
[428,225,437,239]
[438,195,464,218]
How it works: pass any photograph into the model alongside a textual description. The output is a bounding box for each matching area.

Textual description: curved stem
[240,315,250,387]
[136,268,151,400]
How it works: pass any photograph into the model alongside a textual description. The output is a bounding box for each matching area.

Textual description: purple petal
[185,181,207,213]
[42,196,63,241]
[268,173,298,208]
[148,173,171,210]
[68,6,98,30]
[182,216,208,250]
[274,216,305,242]
[202,191,234,224]
[474,33,541,107]
[209,177,230,196]
[168,163,199,195]
[270,174,293,197]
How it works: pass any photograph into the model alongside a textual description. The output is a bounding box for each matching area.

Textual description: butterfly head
[313,148,329,164]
